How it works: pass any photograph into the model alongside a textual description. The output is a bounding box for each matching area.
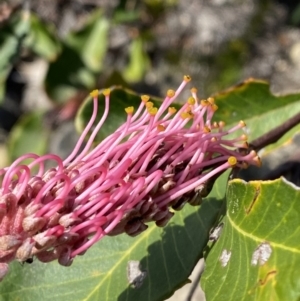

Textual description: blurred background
[1,1,300,300]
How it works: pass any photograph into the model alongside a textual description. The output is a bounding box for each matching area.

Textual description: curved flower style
[0,76,260,280]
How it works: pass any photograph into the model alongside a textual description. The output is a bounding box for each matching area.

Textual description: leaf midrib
[227,213,300,254]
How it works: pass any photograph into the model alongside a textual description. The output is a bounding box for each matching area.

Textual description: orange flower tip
[167,89,175,98]
[168,106,177,114]
[89,89,99,98]
[145,101,154,109]
[211,137,217,142]
[141,95,150,103]
[212,121,219,128]
[212,104,218,111]
[253,156,262,167]
[239,120,246,127]
[187,96,196,105]
[203,125,211,133]
[249,150,257,157]
[125,106,134,114]
[157,124,165,132]
[190,87,197,93]
[219,121,226,127]
[228,156,237,166]
[185,105,192,112]
[201,99,208,106]
[207,97,215,104]
[240,134,248,141]
[183,75,191,82]
[241,142,249,149]
[180,112,193,119]
[148,107,158,116]
[102,89,111,96]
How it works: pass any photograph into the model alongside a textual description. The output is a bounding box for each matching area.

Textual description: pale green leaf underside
[201,178,300,301]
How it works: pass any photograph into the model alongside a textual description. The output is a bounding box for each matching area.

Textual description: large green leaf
[201,178,300,301]
[0,172,228,301]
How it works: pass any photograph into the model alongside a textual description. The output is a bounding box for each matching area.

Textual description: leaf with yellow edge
[201,178,300,301]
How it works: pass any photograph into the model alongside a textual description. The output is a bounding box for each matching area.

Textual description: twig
[249,111,300,152]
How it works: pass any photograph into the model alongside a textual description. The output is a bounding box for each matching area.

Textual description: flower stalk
[0,76,259,280]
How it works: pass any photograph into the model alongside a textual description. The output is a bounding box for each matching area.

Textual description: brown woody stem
[249,111,300,152]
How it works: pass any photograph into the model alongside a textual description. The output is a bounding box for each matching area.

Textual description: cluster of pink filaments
[0,76,260,280]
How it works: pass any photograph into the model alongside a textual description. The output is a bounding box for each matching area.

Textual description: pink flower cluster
[0,76,260,280]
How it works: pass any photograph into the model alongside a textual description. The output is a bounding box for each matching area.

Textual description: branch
[249,111,300,152]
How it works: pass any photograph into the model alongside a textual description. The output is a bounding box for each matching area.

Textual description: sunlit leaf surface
[201,178,300,301]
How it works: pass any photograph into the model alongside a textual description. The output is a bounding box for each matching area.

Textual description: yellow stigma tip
[212,104,218,111]
[185,105,192,113]
[90,89,99,98]
[190,87,197,93]
[145,101,154,109]
[167,89,175,98]
[157,125,165,132]
[219,121,225,127]
[187,97,196,105]
[201,99,208,106]
[203,125,211,133]
[240,134,248,141]
[241,142,249,149]
[212,121,218,128]
[180,112,193,119]
[125,106,134,114]
[168,107,177,114]
[207,97,215,104]
[254,156,262,167]
[148,107,158,116]
[211,137,217,142]
[103,89,111,96]
[249,150,257,157]
[228,156,237,166]
[239,120,246,127]
[141,95,150,103]
[184,75,191,82]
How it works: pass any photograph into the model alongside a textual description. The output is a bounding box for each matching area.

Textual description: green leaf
[0,172,228,301]
[46,43,95,102]
[25,14,61,61]
[66,10,110,72]
[201,178,300,301]
[213,79,300,124]
[0,10,30,101]
[7,112,49,162]
[122,37,150,83]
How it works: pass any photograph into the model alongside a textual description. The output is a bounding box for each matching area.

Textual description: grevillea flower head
[0,76,260,280]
